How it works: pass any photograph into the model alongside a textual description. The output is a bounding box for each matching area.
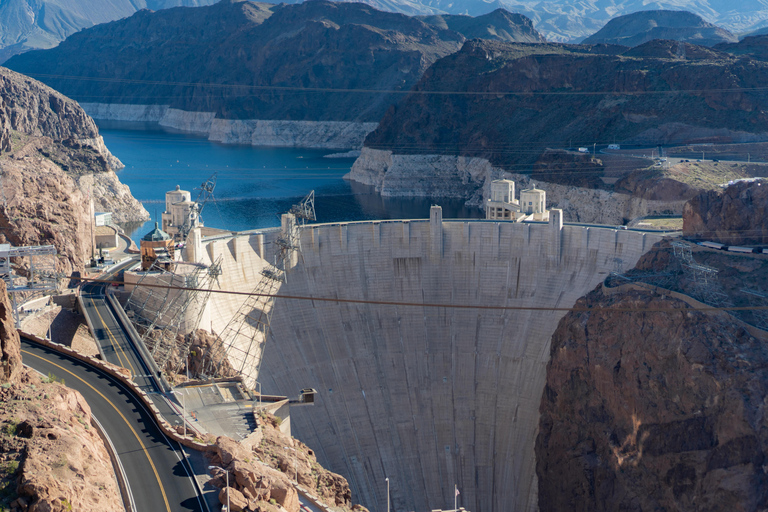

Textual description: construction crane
[177,172,217,242]
[202,190,315,389]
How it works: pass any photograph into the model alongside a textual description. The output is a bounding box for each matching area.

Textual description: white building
[94,212,112,227]
[161,185,200,238]
[485,179,520,220]
[486,179,549,222]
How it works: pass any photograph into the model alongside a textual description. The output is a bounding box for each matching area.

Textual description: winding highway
[21,336,206,512]
[80,259,161,394]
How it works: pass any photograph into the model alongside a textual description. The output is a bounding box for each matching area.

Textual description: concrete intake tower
[190,208,667,512]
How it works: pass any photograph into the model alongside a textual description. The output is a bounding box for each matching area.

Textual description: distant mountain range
[2,0,768,60]
[259,0,768,42]
[582,10,738,47]
[0,0,221,62]
[5,0,542,122]
[364,38,768,170]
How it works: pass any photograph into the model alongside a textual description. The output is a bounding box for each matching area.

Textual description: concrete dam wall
[192,213,667,512]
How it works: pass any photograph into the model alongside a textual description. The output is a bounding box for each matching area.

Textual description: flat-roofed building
[485,179,520,220]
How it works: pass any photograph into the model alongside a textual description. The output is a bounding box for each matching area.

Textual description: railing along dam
[192,210,668,512]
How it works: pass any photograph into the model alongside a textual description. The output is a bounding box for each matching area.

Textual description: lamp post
[208,466,229,512]
[385,477,390,512]
[283,446,297,483]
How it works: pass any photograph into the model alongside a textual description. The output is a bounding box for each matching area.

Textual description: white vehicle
[578,147,589,153]
[608,144,620,150]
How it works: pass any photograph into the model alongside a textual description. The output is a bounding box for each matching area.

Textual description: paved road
[81,258,160,393]
[20,336,206,512]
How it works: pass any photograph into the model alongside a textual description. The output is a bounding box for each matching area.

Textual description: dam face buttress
[194,211,666,512]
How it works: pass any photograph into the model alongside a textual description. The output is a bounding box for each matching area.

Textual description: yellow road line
[92,300,136,377]
[89,298,127,370]
[21,349,172,512]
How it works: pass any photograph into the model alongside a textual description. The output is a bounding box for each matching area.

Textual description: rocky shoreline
[81,103,378,150]
[347,148,687,225]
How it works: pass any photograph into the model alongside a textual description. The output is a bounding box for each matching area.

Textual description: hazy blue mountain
[254,0,768,42]
[0,0,219,62]
[582,10,737,47]
[2,0,767,59]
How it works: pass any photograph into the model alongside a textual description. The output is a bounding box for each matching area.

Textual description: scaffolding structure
[202,191,315,389]
[125,257,222,374]
[0,244,58,327]
[671,241,732,307]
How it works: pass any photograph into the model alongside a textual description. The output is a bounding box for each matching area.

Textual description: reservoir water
[98,122,482,243]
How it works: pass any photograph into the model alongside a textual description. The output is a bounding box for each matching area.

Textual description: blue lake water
[98,121,482,243]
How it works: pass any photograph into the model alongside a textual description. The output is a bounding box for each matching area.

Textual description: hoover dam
[186,208,668,512]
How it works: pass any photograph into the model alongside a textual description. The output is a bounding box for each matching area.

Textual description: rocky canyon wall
[536,281,768,511]
[348,148,687,225]
[0,68,148,272]
[0,282,123,511]
[683,179,768,245]
[192,216,667,512]
[81,103,378,149]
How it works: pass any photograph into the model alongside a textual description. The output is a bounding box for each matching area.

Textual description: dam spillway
[192,211,667,512]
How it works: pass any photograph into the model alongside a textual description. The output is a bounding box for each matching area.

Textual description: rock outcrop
[683,179,768,245]
[0,67,148,272]
[536,282,768,511]
[0,135,93,275]
[0,371,125,512]
[0,277,122,511]
[582,10,738,47]
[207,411,364,512]
[0,281,21,385]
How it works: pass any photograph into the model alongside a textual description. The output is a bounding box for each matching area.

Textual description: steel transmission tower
[203,191,315,389]
[125,256,222,376]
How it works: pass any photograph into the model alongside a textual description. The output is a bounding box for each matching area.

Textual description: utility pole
[593,142,596,157]
[385,477,390,512]
[89,174,95,262]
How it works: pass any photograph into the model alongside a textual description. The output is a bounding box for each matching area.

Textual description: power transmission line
[24,72,768,97]
[69,275,768,313]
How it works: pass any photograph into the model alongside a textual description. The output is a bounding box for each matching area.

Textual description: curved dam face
[194,212,666,512]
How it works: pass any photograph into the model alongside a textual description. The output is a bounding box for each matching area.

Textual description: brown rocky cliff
[0,67,148,273]
[206,412,365,512]
[0,281,21,385]
[0,370,125,512]
[0,136,93,275]
[536,285,768,511]
[683,179,768,245]
[0,279,122,511]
